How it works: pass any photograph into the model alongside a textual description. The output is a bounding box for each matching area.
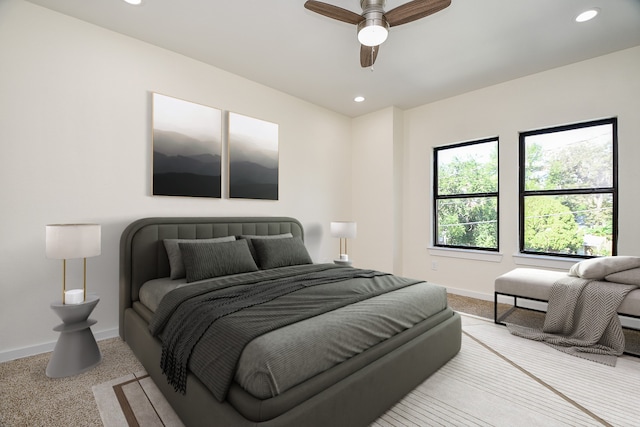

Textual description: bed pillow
[251,236,312,270]
[569,256,640,280]
[605,267,640,286]
[164,236,236,279]
[179,239,258,283]
[239,233,294,261]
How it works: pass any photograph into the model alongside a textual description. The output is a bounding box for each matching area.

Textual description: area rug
[94,315,640,427]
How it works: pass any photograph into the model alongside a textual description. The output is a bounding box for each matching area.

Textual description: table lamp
[46,224,101,304]
[330,221,357,261]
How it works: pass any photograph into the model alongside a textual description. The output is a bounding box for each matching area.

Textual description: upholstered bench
[494,267,640,327]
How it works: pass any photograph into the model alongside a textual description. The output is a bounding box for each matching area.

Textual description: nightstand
[46,294,102,378]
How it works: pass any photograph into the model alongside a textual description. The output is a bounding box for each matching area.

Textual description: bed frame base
[124,308,461,427]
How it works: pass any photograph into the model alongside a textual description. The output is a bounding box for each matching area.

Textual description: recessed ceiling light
[575,8,599,23]
[123,0,143,5]
[354,96,365,103]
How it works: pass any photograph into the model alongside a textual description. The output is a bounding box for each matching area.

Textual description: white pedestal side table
[46,294,102,378]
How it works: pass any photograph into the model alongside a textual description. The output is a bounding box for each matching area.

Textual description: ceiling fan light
[357,19,389,47]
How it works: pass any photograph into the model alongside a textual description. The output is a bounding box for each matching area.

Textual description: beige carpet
[93,315,640,427]
[0,337,144,427]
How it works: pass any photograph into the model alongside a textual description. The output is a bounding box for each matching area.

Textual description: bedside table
[46,294,102,378]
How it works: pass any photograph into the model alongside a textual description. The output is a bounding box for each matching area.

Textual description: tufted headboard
[119,217,304,338]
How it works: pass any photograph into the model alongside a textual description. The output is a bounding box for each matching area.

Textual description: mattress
[139,267,448,399]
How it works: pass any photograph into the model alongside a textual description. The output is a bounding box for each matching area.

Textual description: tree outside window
[520,118,617,257]
[434,138,499,250]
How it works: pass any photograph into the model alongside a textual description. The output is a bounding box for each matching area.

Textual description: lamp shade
[46,224,101,259]
[330,221,357,239]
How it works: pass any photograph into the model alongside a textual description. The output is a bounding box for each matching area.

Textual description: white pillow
[569,256,640,280]
[605,267,640,286]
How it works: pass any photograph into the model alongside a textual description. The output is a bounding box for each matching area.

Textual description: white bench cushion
[495,268,640,317]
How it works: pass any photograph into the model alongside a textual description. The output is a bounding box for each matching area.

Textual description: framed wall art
[228,112,279,200]
[152,93,222,198]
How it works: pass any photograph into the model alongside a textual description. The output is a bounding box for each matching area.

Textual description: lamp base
[46,295,102,378]
[333,259,353,266]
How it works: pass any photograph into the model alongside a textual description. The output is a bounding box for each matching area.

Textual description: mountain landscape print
[228,112,278,200]
[152,93,222,198]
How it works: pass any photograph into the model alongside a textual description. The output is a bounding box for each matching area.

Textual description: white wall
[400,46,640,299]
[351,107,404,273]
[0,0,352,360]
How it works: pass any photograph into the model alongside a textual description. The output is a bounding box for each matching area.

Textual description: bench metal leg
[494,292,518,325]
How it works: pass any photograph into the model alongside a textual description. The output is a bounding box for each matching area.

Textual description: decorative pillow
[251,237,312,270]
[179,239,258,283]
[569,256,640,280]
[238,233,294,261]
[164,236,236,279]
[605,267,640,286]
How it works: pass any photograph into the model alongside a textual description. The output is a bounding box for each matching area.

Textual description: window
[520,118,617,257]
[434,138,499,250]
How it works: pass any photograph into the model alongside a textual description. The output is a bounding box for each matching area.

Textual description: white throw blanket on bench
[508,276,637,366]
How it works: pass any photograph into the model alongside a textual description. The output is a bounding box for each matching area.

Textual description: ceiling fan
[304,0,451,68]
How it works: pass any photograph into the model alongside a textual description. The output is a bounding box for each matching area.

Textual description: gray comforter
[149,264,422,401]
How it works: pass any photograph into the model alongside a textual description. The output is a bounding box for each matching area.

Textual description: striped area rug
[93,315,640,426]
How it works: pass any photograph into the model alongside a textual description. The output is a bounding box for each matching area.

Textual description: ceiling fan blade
[360,44,380,68]
[304,1,364,25]
[385,0,451,27]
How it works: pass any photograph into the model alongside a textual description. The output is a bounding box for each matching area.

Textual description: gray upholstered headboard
[119,217,304,338]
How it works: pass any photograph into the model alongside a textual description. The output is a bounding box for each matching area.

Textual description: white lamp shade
[46,224,101,259]
[330,222,357,239]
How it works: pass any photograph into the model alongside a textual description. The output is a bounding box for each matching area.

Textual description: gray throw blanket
[508,276,637,366]
[150,264,421,401]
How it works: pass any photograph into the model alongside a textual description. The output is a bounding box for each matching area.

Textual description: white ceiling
[25,0,640,117]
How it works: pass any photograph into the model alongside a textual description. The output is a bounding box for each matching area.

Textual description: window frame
[518,117,618,258]
[433,137,500,252]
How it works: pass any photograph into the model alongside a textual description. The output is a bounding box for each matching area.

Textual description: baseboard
[445,287,493,302]
[0,328,119,363]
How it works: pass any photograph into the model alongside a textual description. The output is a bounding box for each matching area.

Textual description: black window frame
[519,117,618,258]
[433,137,500,251]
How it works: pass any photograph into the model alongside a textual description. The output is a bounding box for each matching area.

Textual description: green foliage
[436,142,498,248]
[437,198,497,248]
[522,137,613,255]
[523,197,583,254]
[438,147,497,195]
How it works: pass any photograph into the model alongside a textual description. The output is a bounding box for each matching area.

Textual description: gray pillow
[252,237,312,270]
[239,233,294,262]
[164,236,236,279]
[179,239,258,283]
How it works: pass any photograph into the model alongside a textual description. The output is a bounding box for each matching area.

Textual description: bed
[119,217,461,427]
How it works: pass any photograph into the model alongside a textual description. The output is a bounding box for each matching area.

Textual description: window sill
[512,253,578,270]
[428,247,503,263]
